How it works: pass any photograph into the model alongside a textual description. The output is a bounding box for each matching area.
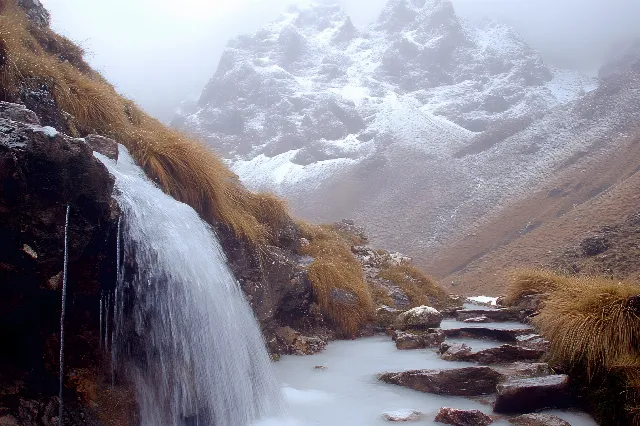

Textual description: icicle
[59,204,70,426]
[104,294,110,350]
[111,287,118,387]
[99,294,103,349]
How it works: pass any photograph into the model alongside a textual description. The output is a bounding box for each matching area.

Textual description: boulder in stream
[435,407,493,426]
[494,375,571,414]
[274,326,327,355]
[509,413,571,426]
[394,330,445,350]
[376,305,402,328]
[378,367,504,396]
[395,306,443,330]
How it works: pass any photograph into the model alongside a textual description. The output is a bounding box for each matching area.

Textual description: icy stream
[265,313,597,426]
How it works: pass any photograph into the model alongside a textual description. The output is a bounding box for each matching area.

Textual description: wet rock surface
[443,327,532,342]
[393,329,445,350]
[274,326,328,356]
[395,306,443,330]
[379,367,504,396]
[494,375,571,414]
[456,309,519,322]
[434,407,493,426]
[509,413,571,426]
[440,344,545,364]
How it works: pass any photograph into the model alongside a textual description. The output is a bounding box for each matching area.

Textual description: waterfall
[95,147,284,426]
[59,204,70,426]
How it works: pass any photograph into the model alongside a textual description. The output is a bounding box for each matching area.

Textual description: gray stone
[494,375,570,414]
[379,367,504,396]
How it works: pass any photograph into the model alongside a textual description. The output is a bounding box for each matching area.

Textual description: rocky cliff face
[174,0,604,268]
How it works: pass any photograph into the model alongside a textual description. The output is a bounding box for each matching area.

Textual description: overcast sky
[40,0,640,122]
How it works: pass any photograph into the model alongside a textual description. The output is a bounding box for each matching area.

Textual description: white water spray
[58,204,70,426]
[96,147,284,426]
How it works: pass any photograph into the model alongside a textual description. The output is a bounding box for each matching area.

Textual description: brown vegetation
[0,0,289,245]
[378,264,457,309]
[299,223,374,336]
[507,270,640,424]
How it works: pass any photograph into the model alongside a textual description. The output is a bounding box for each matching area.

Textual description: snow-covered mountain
[172,0,640,262]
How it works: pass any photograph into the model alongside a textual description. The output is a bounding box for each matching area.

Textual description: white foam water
[96,147,284,426]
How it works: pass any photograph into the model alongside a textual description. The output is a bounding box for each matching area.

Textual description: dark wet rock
[511,294,548,321]
[379,367,504,396]
[463,316,491,323]
[394,329,445,350]
[509,413,570,426]
[443,328,532,342]
[395,306,443,330]
[435,407,493,426]
[456,309,519,322]
[516,334,551,352]
[381,409,425,422]
[375,305,401,328]
[496,362,552,379]
[439,343,473,361]
[494,375,571,414]
[84,134,118,160]
[274,326,327,355]
[0,102,40,125]
[440,344,544,364]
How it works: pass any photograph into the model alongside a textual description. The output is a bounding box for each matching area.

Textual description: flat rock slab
[441,344,545,364]
[435,407,493,425]
[379,367,504,396]
[394,330,445,350]
[443,328,532,342]
[509,413,571,426]
[494,375,570,414]
[457,309,519,322]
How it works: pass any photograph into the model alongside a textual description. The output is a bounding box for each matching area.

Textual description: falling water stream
[96,147,284,426]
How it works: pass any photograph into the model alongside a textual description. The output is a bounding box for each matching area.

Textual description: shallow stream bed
[262,332,598,425]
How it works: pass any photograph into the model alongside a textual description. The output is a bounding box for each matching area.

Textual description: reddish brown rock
[435,407,493,426]
[443,327,532,342]
[378,367,504,396]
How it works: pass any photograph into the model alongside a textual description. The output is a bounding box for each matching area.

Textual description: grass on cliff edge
[0,1,289,245]
[507,269,640,424]
[299,223,374,337]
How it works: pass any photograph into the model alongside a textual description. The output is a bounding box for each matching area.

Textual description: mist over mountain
[41,0,640,121]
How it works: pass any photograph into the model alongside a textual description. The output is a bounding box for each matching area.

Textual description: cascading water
[96,147,284,426]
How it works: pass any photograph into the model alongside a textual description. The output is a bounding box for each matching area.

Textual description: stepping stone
[435,407,493,425]
[381,409,424,422]
[457,309,519,322]
[379,366,504,396]
[494,375,570,414]
[443,327,532,342]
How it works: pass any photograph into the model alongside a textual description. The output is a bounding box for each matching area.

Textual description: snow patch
[467,296,499,306]
[38,126,58,138]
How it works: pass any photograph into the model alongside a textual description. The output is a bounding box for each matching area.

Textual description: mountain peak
[376,0,457,33]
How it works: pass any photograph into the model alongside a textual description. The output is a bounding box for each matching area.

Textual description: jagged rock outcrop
[174,0,603,274]
[0,103,119,424]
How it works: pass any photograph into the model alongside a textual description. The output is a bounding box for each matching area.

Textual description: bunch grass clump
[299,223,374,336]
[504,268,570,305]
[0,1,289,245]
[378,264,457,309]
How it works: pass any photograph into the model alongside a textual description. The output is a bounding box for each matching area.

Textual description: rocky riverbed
[261,300,598,426]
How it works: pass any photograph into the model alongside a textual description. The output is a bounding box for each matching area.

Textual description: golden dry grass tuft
[378,264,457,309]
[299,223,374,336]
[532,276,640,378]
[504,268,570,305]
[508,270,640,424]
[0,1,289,245]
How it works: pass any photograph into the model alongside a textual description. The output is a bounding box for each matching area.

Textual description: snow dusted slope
[174,0,613,260]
